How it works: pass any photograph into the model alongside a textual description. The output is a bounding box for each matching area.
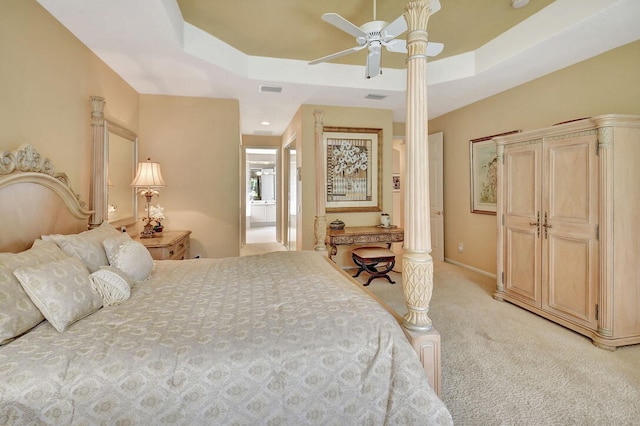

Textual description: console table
[325,226,404,260]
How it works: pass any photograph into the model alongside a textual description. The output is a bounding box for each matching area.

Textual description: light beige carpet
[240,242,287,256]
[359,260,640,425]
[242,225,288,256]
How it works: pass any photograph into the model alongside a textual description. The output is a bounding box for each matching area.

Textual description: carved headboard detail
[0,144,92,252]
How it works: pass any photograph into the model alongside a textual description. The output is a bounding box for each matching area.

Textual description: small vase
[381,213,391,227]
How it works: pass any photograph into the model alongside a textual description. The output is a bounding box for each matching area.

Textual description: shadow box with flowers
[323,127,382,213]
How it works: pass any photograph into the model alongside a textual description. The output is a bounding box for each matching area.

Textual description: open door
[392,132,444,263]
[286,146,297,250]
[429,132,444,261]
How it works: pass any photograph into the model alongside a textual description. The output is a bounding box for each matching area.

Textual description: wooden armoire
[494,114,640,350]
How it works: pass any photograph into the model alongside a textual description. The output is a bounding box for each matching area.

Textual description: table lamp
[131,158,166,238]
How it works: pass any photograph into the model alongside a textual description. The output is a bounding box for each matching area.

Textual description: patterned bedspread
[0,251,452,425]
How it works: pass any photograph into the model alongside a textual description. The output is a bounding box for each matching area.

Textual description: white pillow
[13,256,103,332]
[103,235,154,282]
[42,221,122,273]
[0,239,69,345]
[90,266,133,307]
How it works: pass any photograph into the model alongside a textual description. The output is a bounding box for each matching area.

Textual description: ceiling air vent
[365,93,387,100]
[259,85,283,94]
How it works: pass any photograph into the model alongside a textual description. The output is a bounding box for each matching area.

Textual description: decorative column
[89,96,107,229]
[495,143,505,293]
[313,110,327,252]
[402,0,438,332]
[596,125,613,337]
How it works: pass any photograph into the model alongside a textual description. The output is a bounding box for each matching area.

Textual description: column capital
[90,96,105,125]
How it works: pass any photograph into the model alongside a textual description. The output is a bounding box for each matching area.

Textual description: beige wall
[139,95,241,258]
[282,105,394,265]
[242,135,281,147]
[430,40,640,275]
[1,1,243,259]
[0,0,139,204]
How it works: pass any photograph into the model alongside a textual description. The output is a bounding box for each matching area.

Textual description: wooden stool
[351,247,396,286]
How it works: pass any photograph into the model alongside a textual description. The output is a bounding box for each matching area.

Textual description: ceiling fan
[309,0,444,79]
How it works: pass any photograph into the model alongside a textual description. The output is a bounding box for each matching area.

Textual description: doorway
[245,148,278,245]
[428,132,444,261]
[392,131,444,263]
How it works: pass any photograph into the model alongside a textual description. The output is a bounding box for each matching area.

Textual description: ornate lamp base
[139,192,156,239]
[140,219,156,239]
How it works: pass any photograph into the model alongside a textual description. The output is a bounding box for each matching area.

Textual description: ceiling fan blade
[365,49,382,79]
[383,39,406,53]
[321,13,367,39]
[426,42,444,57]
[382,15,407,41]
[431,0,442,14]
[309,45,367,65]
[383,40,443,57]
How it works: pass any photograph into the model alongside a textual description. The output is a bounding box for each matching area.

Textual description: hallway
[241,226,287,256]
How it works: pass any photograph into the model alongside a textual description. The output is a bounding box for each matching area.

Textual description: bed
[0,144,452,424]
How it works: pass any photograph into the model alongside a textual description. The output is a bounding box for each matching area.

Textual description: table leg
[328,244,337,261]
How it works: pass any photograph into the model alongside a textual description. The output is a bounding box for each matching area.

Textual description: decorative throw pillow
[90,266,133,306]
[103,235,154,282]
[0,239,69,345]
[13,256,103,332]
[42,221,122,273]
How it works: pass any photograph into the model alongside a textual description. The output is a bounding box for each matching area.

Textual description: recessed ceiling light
[261,121,270,126]
[511,0,529,8]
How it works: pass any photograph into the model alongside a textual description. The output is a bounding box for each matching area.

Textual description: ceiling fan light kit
[309,0,443,79]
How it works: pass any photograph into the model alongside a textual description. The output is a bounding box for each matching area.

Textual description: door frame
[241,146,280,247]
[283,135,298,250]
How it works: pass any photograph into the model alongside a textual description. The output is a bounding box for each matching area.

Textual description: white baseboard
[444,258,496,279]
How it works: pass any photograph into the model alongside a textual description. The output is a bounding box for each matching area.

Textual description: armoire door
[502,142,542,307]
[541,135,599,330]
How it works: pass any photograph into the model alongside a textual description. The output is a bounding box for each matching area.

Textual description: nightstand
[134,230,191,260]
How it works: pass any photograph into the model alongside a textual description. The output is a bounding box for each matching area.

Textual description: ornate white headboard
[0,144,92,252]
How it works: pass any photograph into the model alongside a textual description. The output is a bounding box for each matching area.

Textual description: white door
[287,148,297,250]
[429,132,444,261]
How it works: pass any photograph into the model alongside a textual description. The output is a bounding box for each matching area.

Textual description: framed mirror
[89,96,138,229]
[106,121,138,227]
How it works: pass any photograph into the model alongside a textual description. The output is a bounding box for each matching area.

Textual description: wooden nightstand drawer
[135,230,191,260]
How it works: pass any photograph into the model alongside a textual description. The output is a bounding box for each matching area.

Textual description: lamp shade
[131,159,166,188]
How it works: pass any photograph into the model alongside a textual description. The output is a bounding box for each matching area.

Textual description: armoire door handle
[529,212,540,237]
[543,212,552,239]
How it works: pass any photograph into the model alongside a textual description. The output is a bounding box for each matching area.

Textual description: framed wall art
[324,127,382,213]
[469,130,520,215]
